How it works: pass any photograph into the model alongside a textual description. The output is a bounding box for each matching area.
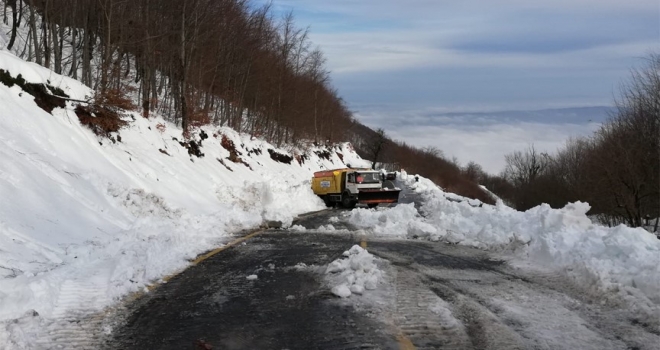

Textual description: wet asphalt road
[105,211,399,350]
[103,209,517,350]
[105,203,659,349]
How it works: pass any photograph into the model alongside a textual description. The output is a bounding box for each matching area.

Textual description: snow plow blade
[357,189,400,204]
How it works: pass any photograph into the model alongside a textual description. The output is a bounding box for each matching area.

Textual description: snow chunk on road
[246,275,258,280]
[289,225,306,232]
[313,224,349,234]
[349,284,365,295]
[331,284,352,298]
[326,245,383,298]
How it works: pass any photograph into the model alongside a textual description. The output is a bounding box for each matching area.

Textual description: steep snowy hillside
[0,49,369,328]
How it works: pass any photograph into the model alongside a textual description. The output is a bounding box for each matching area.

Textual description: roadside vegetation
[474,54,660,230]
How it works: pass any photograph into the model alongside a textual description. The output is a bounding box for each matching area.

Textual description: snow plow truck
[311,168,400,209]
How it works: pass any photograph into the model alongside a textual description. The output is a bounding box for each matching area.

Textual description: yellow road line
[188,209,330,268]
[188,209,329,267]
[190,229,266,266]
[297,208,331,219]
[362,237,414,350]
[145,209,330,291]
[397,332,416,350]
[145,228,267,290]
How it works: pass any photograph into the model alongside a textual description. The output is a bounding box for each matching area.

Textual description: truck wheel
[323,196,334,208]
[368,203,378,208]
[342,192,356,209]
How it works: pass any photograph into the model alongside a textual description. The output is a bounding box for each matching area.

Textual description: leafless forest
[1,0,499,203]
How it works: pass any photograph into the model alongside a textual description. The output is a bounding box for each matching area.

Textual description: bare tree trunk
[53,22,62,74]
[6,0,18,50]
[42,0,50,68]
[100,0,113,94]
[179,1,188,132]
[17,0,22,27]
[82,28,92,86]
[29,5,41,65]
[69,28,78,78]
[141,66,151,118]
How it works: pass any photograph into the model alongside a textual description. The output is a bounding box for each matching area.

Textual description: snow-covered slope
[0,49,369,329]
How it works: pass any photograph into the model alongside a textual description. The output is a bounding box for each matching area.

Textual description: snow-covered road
[367,239,659,350]
[99,209,658,350]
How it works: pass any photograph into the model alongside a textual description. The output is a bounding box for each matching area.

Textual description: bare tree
[503,145,548,187]
[589,54,660,227]
[5,0,18,50]
[367,128,387,169]
[463,161,485,183]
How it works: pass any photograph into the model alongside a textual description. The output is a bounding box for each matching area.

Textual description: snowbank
[325,245,384,298]
[0,49,363,332]
[348,204,437,240]
[347,172,660,308]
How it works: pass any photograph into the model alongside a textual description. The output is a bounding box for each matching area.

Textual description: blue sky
[253,0,659,173]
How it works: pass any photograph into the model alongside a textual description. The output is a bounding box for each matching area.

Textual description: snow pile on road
[347,172,660,310]
[326,245,384,298]
[0,49,362,343]
[348,204,437,239]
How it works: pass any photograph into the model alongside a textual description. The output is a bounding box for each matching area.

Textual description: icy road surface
[102,209,658,350]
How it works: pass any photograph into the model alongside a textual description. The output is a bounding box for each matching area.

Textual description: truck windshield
[355,172,380,184]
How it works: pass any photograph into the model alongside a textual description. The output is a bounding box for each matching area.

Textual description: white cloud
[317,31,657,74]
[260,0,659,74]
[267,0,658,19]
[386,121,600,174]
[356,108,606,174]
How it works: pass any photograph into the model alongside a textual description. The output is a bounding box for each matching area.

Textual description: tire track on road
[369,239,654,350]
[392,266,473,350]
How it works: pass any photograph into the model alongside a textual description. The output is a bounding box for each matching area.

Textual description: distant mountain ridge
[428,106,615,124]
